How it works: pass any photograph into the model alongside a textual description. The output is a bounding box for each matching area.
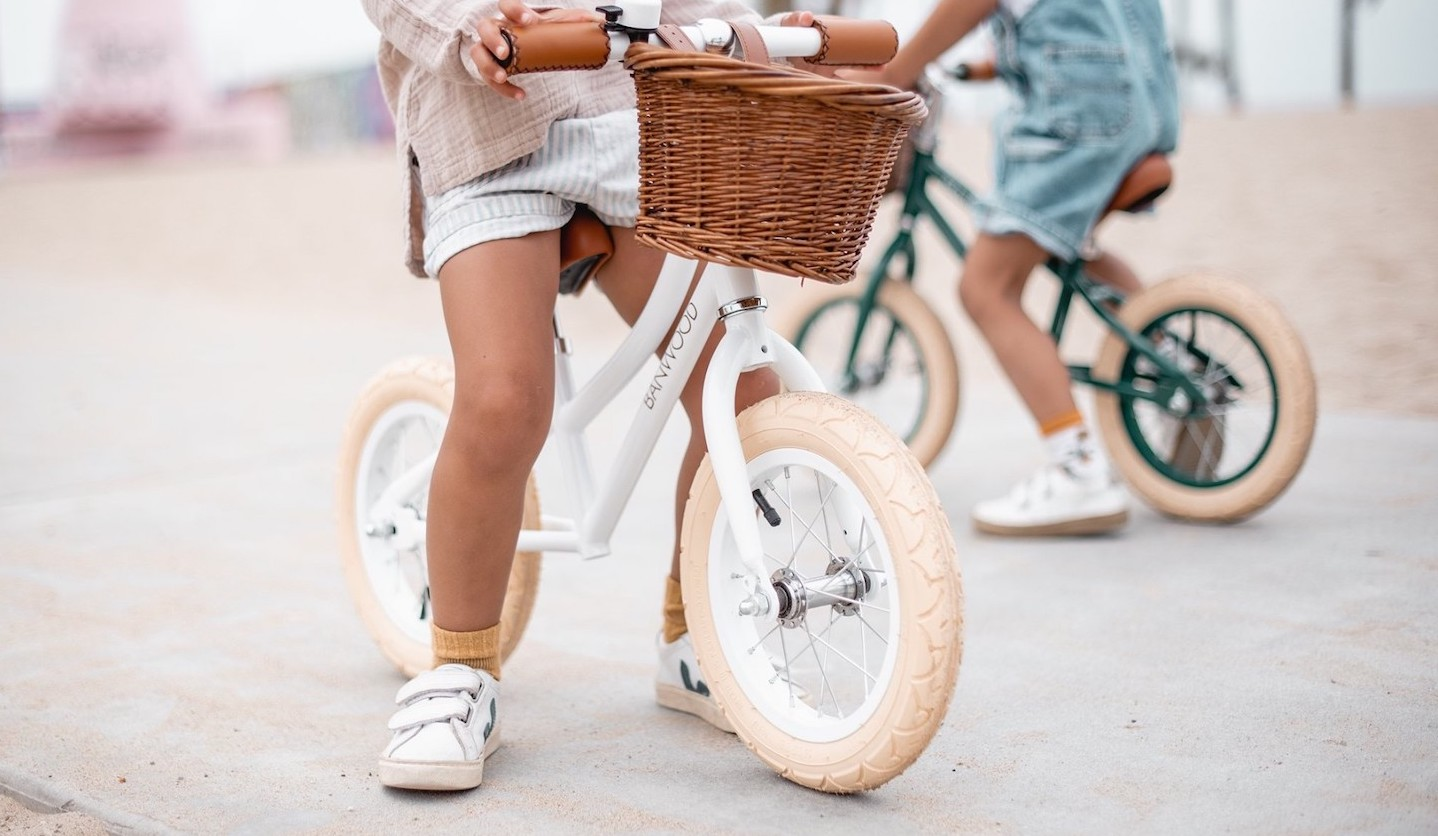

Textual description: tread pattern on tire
[681,391,963,792]
[779,280,960,468]
[1093,274,1317,522]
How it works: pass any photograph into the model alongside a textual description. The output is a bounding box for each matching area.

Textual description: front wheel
[779,278,960,468]
[1093,274,1317,522]
[680,392,964,792]
[336,357,542,678]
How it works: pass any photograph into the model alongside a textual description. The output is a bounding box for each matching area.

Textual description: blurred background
[2,0,1437,165]
[1,2,1436,831]
[1,0,1434,417]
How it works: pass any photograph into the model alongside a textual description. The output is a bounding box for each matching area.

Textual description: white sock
[1045,425,1108,482]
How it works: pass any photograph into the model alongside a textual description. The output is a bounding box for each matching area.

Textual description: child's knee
[958,273,998,322]
[448,377,552,464]
[959,268,1024,324]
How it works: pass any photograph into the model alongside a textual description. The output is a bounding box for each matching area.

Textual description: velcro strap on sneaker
[395,668,483,705]
[387,695,472,731]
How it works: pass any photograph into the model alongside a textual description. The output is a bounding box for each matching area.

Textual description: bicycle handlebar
[497,16,899,75]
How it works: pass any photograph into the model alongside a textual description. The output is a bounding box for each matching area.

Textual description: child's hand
[775,10,815,27]
[470,0,603,101]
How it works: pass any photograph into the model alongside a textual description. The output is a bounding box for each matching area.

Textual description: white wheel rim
[706,448,901,743]
[354,400,445,646]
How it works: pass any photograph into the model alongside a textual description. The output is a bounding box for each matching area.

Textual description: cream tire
[1093,274,1317,522]
[337,356,542,677]
[779,280,960,467]
[680,392,963,792]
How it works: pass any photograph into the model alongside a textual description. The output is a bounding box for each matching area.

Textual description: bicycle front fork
[699,262,824,607]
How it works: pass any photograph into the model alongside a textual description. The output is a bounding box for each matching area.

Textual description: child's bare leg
[427,233,561,642]
[960,232,1128,535]
[591,230,779,582]
[1085,248,1142,297]
[958,232,1074,423]
[380,237,555,789]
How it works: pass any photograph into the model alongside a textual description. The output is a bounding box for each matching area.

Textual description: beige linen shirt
[361,0,762,276]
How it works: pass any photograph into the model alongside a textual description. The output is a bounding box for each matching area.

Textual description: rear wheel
[336,357,542,677]
[680,392,963,792]
[1093,274,1317,522]
[780,279,959,467]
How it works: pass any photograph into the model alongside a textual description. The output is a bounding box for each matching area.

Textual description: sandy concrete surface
[0,794,106,836]
[1,106,1435,833]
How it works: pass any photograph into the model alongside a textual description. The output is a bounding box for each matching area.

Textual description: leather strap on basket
[728,21,771,66]
[654,23,698,52]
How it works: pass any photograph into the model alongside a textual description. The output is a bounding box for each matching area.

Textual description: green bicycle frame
[849,146,1209,412]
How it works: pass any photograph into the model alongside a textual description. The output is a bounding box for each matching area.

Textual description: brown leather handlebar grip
[497,20,612,74]
[955,60,998,81]
[803,16,899,66]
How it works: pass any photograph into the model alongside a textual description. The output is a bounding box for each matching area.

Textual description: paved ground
[2,106,1436,833]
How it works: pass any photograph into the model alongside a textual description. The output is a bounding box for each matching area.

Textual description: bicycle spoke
[776,625,804,709]
[1129,308,1285,484]
[763,477,798,567]
[800,617,842,715]
[815,592,891,615]
[804,627,880,689]
[816,468,835,561]
[819,607,837,696]
[856,610,890,647]
[747,621,783,655]
[762,550,790,571]
[777,480,844,564]
[850,518,879,571]
[859,605,870,700]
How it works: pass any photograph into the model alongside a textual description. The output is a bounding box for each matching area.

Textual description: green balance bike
[782,68,1317,522]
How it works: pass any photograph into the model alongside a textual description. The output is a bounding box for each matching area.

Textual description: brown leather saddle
[1105,153,1173,216]
[558,205,615,295]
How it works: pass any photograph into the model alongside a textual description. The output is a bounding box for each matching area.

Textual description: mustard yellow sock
[1038,409,1084,437]
[431,623,502,680]
[662,576,687,644]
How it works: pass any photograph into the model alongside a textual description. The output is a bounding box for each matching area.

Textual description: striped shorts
[421,108,640,278]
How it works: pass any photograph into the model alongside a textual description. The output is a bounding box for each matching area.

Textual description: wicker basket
[624,43,927,285]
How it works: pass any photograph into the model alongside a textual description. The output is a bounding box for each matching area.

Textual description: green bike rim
[1119,307,1279,488]
[794,296,931,444]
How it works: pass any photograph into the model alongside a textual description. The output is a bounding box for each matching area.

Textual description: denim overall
[979,0,1182,259]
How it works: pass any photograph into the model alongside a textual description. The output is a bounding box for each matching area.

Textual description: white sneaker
[972,463,1129,536]
[655,632,813,733]
[655,632,735,733]
[378,664,500,791]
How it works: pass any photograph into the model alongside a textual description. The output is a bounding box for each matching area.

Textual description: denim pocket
[1040,43,1132,142]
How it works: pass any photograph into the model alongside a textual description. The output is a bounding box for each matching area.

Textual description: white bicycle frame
[535,257,822,573]
[366,2,856,609]
[367,256,824,595]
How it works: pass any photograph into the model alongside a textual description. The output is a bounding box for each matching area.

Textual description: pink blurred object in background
[0,0,408,169]
[48,0,206,134]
